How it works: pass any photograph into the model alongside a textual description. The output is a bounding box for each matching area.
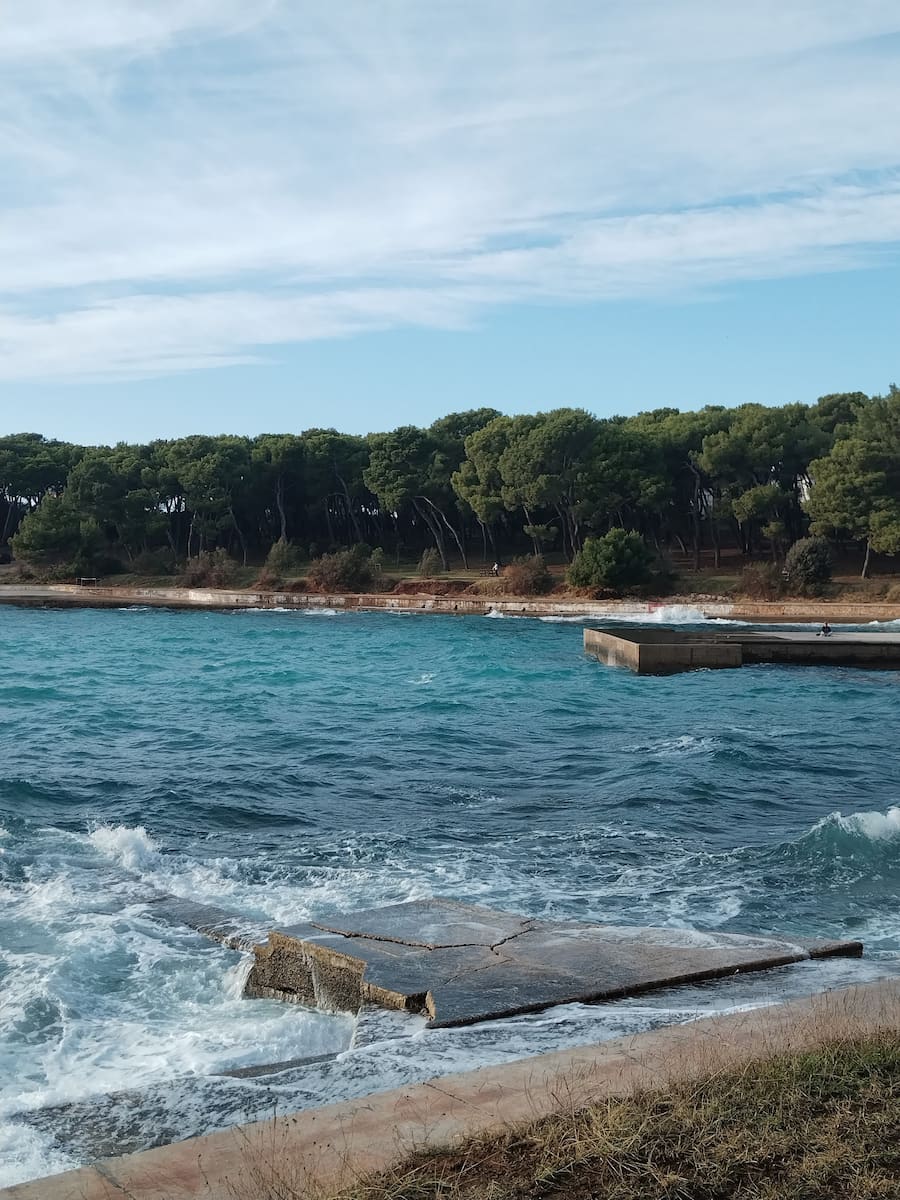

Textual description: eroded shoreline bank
[2,582,900,623]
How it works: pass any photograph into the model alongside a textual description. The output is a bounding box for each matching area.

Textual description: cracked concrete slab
[243,899,863,1027]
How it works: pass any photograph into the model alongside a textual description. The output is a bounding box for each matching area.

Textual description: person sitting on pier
[818,621,832,637]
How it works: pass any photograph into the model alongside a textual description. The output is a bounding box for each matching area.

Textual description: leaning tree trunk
[419,496,467,568]
[275,476,287,543]
[335,470,364,543]
[229,507,248,566]
[412,498,448,569]
[861,537,872,579]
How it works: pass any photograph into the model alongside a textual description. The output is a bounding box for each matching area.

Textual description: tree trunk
[0,501,14,544]
[479,519,488,563]
[419,496,468,568]
[230,507,248,566]
[691,471,702,571]
[275,476,287,543]
[412,498,448,569]
[335,471,364,543]
[861,538,872,579]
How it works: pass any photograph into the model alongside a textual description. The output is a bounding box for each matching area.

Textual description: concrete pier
[585,626,900,674]
[241,899,861,1027]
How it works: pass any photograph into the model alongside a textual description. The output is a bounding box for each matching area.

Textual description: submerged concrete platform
[585,625,900,674]
[241,899,861,1027]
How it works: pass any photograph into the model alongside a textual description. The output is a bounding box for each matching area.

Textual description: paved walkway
[3,979,897,1200]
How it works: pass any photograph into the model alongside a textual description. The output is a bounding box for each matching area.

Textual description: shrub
[307,543,383,592]
[264,540,301,577]
[178,548,239,588]
[567,530,654,591]
[784,536,832,596]
[738,561,784,599]
[255,540,302,588]
[131,549,176,576]
[501,555,553,595]
[418,547,443,577]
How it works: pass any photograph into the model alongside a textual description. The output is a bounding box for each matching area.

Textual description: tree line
[2,387,898,579]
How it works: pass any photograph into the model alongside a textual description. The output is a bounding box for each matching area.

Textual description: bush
[265,540,302,577]
[501,555,553,595]
[255,540,302,588]
[738,561,784,599]
[307,544,383,593]
[131,549,176,576]
[784,536,832,596]
[178,548,239,588]
[567,530,654,591]
[418,547,443,577]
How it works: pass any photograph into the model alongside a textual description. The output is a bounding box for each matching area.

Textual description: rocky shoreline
[1,582,900,624]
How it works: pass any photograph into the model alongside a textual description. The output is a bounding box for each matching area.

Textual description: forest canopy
[2,387,898,580]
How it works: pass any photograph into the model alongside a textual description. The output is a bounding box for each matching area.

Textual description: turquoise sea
[1,604,899,1184]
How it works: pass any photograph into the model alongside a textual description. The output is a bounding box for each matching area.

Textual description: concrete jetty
[585,625,900,674]
[238,899,861,1027]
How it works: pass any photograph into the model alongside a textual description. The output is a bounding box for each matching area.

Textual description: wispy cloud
[2,1,900,381]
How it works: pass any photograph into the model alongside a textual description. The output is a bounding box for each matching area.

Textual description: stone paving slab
[244,899,863,1027]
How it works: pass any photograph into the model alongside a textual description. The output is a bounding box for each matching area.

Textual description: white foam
[242,606,346,616]
[630,734,717,758]
[601,604,746,625]
[819,805,900,841]
[88,824,158,872]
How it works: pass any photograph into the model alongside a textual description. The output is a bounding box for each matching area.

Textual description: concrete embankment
[5,979,897,1200]
[2,583,900,623]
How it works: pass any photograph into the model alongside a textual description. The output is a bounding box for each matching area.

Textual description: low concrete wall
[1,585,900,623]
[584,629,742,673]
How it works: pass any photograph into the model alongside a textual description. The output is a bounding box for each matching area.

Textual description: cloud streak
[2,1,900,382]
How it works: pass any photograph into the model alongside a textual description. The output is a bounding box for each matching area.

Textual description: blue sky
[2,2,899,443]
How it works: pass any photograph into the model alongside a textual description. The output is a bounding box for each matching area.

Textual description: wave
[243,606,346,616]
[600,604,747,625]
[810,805,900,842]
[88,824,159,872]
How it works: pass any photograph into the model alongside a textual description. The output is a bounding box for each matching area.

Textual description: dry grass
[328,1034,900,1200]
[225,987,900,1200]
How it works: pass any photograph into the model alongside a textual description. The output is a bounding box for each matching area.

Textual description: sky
[1,1,900,444]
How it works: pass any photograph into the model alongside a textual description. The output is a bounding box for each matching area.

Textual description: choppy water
[1,604,899,1185]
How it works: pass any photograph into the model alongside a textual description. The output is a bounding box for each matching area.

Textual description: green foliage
[4,387,899,584]
[264,540,302,577]
[522,523,557,549]
[501,555,553,595]
[307,544,383,593]
[784,536,832,595]
[567,529,654,590]
[178,549,239,588]
[806,387,900,573]
[418,547,443,576]
[12,493,104,572]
